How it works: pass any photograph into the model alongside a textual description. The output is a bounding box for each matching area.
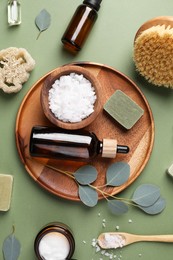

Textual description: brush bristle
[134,25,173,88]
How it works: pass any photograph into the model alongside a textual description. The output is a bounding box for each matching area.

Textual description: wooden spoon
[98,232,173,249]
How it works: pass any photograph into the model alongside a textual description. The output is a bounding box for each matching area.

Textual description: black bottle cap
[83,0,102,11]
[117,145,130,154]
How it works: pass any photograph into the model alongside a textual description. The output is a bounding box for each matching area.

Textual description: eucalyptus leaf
[138,197,166,215]
[35,9,51,39]
[74,165,98,185]
[78,185,98,207]
[132,184,161,207]
[3,232,21,260]
[106,162,130,187]
[107,199,129,215]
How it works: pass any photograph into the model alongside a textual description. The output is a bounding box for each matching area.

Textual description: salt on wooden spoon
[98,232,173,249]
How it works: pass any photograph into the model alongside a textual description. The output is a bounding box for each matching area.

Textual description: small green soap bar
[167,163,173,178]
[0,174,13,211]
[104,90,144,129]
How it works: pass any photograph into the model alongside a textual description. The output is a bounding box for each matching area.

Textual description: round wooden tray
[15,62,154,201]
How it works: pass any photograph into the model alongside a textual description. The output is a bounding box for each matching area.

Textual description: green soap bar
[104,90,144,129]
[167,163,173,177]
[0,174,13,211]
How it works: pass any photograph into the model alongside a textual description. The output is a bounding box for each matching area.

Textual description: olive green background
[0,0,173,259]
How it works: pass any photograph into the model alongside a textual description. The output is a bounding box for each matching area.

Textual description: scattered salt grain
[102,219,106,228]
[92,238,97,247]
[101,250,106,255]
[128,219,132,223]
[48,73,97,123]
[92,237,121,259]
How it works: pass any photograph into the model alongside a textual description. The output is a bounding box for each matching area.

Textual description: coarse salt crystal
[48,73,97,123]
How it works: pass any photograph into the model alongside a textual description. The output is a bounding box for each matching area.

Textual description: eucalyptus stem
[89,183,137,207]
[36,31,42,40]
[45,164,75,179]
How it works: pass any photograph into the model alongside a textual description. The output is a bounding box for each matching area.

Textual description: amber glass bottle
[29,126,129,162]
[61,0,102,53]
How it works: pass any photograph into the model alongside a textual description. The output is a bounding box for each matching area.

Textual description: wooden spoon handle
[135,234,173,243]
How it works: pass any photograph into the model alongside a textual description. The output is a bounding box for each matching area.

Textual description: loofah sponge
[134,24,173,88]
[0,47,35,93]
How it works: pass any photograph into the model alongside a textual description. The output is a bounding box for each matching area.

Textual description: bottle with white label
[7,0,21,26]
[29,126,129,162]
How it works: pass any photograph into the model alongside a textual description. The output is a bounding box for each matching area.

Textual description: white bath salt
[101,233,126,249]
[102,218,106,228]
[115,226,120,230]
[101,250,106,255]
[91,237,122,260]
[105,252,113,259]
[48,73,97,123]
[92,238,97,247]
[38,232,70,260]
[128,219,132,223]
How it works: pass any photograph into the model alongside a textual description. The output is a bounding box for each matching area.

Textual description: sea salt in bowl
[41,65,102,130]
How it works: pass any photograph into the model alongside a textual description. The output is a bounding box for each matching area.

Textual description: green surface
[0,0,173,259]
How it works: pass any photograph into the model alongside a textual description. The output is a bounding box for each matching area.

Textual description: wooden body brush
[133,16,173,88]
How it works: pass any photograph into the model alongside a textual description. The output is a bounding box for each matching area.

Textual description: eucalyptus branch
[33,159,165,215]
[44,162,136,207]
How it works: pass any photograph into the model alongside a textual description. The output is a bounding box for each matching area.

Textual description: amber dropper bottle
[61,0,102,53]
[29,126,129,162]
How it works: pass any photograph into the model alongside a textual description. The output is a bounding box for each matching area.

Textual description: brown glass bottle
[61,0,102,53]
[29,126,129,162]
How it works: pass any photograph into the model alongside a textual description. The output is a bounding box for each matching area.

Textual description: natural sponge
[0,47,35,93]
[134,24,173,88]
